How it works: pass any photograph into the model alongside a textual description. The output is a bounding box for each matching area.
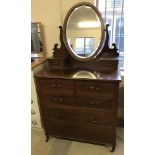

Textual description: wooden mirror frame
[63,2,105,61]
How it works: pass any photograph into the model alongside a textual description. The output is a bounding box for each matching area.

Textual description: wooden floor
[32,127,124,155]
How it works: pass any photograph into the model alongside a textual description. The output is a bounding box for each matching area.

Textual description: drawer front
[44,120,114,144]
[48,59,63,68]
[39,79,74,94]
[39,95,75,106]
[39,95,114,111]
[77,96,114,111]
[76,81,115,97]
[42,106,115,126]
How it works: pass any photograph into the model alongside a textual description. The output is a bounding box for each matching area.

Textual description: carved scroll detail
[52,26,69,59]
[100,24,119,57]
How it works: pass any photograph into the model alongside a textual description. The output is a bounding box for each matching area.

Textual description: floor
[31,127,124,155]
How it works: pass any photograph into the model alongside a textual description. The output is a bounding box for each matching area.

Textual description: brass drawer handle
[52,84,56,87]
[89,86,95,90]
[90,116,98,124]
[53,98,63,103]
[89,86,100,91]
[55,113,64,118]
[52,62,59,65]
[89,101,100,106]
[57,84,62,88]
[95,87,100,90]
[31,99,33,104]
[31,110,35,115]
[32,120,37,125]
[91,120,97,123]
[51,84,62,88]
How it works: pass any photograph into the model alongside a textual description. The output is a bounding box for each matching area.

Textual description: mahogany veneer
[34,69,121,152]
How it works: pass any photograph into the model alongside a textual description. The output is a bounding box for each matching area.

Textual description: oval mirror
[63,2,105,61]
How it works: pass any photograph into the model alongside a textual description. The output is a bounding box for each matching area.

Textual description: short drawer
[76,81,115,97]
[39,79,74,94]
[42,105,115,126]
[77,96,114,111]
[44,120,115,144]
[39,95,75,106]
[48,59,64,69]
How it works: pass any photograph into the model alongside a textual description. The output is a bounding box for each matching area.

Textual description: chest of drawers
[34,70,121,152]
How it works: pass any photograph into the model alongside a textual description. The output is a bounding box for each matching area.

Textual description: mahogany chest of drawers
[34,69,121,152]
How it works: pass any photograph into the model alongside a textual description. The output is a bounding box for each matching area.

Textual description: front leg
[111,143,116,152]
[45,133,49,142]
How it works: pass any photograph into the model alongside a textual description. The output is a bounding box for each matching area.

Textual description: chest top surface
[34,69,121,82]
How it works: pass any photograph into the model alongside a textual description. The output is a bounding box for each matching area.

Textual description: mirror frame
[63,2,105,61]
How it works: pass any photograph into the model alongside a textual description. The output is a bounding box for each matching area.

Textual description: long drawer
[42,105,115,126]
[39,94,114,111]
[38,79,74,94]
[76,81,115,97]
[44,120,115,144]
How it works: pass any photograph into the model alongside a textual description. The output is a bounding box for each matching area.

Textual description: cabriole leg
[111,143,116,152]
[45,133,49,142]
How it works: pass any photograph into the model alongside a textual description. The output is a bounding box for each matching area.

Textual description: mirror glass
[31,22,43,53]
[65,5,103,60]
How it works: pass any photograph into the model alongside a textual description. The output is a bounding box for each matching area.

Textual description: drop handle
[52,62,59,65]
[57,84,62,88]
[58,98,63,102]
[90,101,95,104]
[89,101,100,106]
[95,87,100,90]
[90,116,98,123]
[89,86,95,90]
[89,86,100,91]
[51,84,56,87]
[53,98,63,103]
[55,113,64,117]
[52,84,62,88]
[91,119,97,123]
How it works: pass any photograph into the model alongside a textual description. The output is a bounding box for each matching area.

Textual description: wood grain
[31,57,48,69]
